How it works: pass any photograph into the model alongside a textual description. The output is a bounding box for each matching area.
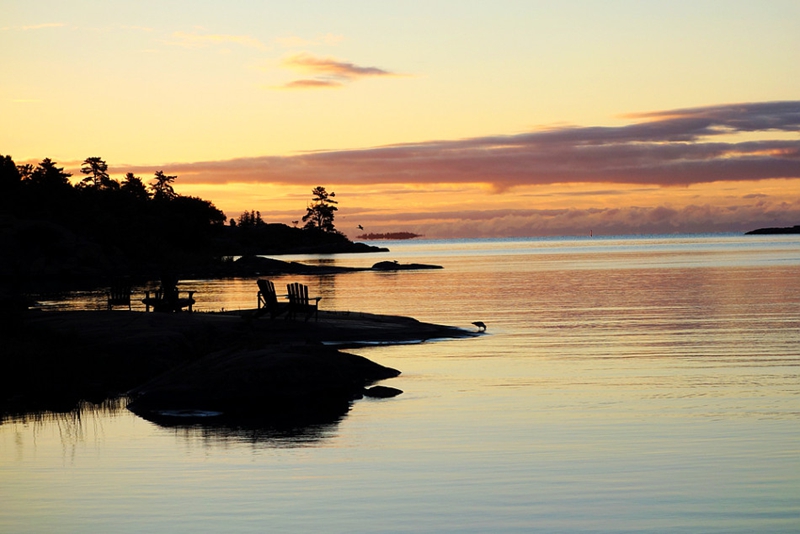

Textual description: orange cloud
[275,79,344,89]
[276,52,402,89]
[283,52,397,78]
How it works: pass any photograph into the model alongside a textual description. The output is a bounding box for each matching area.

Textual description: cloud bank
[341,200,800,238]
[140,100,800,189]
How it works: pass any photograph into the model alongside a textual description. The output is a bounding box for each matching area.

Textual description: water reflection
[1,396,127,426]
[129,392,353,447]
[2,395,349,449]
[143,410,346,448]
[2,398,129,462]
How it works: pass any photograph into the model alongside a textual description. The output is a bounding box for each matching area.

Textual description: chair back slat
[107,284,131,310]
[286,282,320,321]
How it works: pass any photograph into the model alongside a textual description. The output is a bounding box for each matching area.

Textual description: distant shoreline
[357,232,422,240]
[745,225,800,235]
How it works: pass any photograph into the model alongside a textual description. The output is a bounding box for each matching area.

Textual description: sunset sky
[2,1,799,238]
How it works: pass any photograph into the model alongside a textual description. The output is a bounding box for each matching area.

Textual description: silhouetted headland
[0,154,462,432]
[745,225,800,235]
[0,154,387,294]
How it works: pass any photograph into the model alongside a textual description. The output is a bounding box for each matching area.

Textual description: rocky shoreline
[2,309,474,429]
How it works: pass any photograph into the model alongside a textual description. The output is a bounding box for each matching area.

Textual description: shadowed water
[2,234,799,533]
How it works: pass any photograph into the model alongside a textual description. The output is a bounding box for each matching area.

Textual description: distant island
[745,225,800,235]
[357,232,422,240]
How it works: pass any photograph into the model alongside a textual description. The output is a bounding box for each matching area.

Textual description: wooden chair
[107,284,131,310]
[256,279,288,319]
[143,282,196,312]
[286,282,321,322]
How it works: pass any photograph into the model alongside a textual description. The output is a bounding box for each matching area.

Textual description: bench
[286,282,321,322]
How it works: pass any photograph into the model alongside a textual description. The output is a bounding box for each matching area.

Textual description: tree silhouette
[302,186,339,233]
[28,158,72,189]
[121,172,150,200]
[16,163,34,181]
[237,210,264,228]
[0,155,22,212]
[79,157,115,189]
[150,170,177,201]
[0,155,21,191]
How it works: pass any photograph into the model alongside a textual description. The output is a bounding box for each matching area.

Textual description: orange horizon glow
[3,2,799,237]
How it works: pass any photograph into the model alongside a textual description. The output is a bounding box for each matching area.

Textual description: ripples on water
[2,234,799,533]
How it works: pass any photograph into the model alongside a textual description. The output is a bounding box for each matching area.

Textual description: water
[2,234,800,533]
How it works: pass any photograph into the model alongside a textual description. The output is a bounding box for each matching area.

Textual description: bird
[357,224,364,230]
[472,321,487,332]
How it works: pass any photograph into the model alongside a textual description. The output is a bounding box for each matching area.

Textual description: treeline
[0,155,230,286]
[0,155,365,290]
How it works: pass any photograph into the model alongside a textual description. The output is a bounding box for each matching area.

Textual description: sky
[2,0,799,238]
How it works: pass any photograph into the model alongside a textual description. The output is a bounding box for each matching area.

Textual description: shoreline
[3,309,475,423]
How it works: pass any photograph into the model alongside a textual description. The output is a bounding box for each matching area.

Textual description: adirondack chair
[142,277,195,312]
[107,284,131,310]
[286,282,321,321]
[256,279,288,319]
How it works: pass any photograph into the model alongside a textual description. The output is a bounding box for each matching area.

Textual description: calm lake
[2,234,800,533]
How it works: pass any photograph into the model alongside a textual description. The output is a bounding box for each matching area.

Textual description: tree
[302,186,339,233]
[0,154,22,210]
[20,158,75,220]
[237,209,264,228]
[121,172,150,200]
[0,154,21,192]
[150,170,177,200]
[79,157,114,189]
[16,163,34,181]
[29,158,72,187]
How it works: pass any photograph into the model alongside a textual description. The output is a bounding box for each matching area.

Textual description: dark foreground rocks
[364,385,404,398]
[127,344,400,427]
[2,310,471,424]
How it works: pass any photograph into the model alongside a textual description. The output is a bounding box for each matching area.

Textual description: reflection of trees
[2,395,344,450]
[1,398,128,460]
